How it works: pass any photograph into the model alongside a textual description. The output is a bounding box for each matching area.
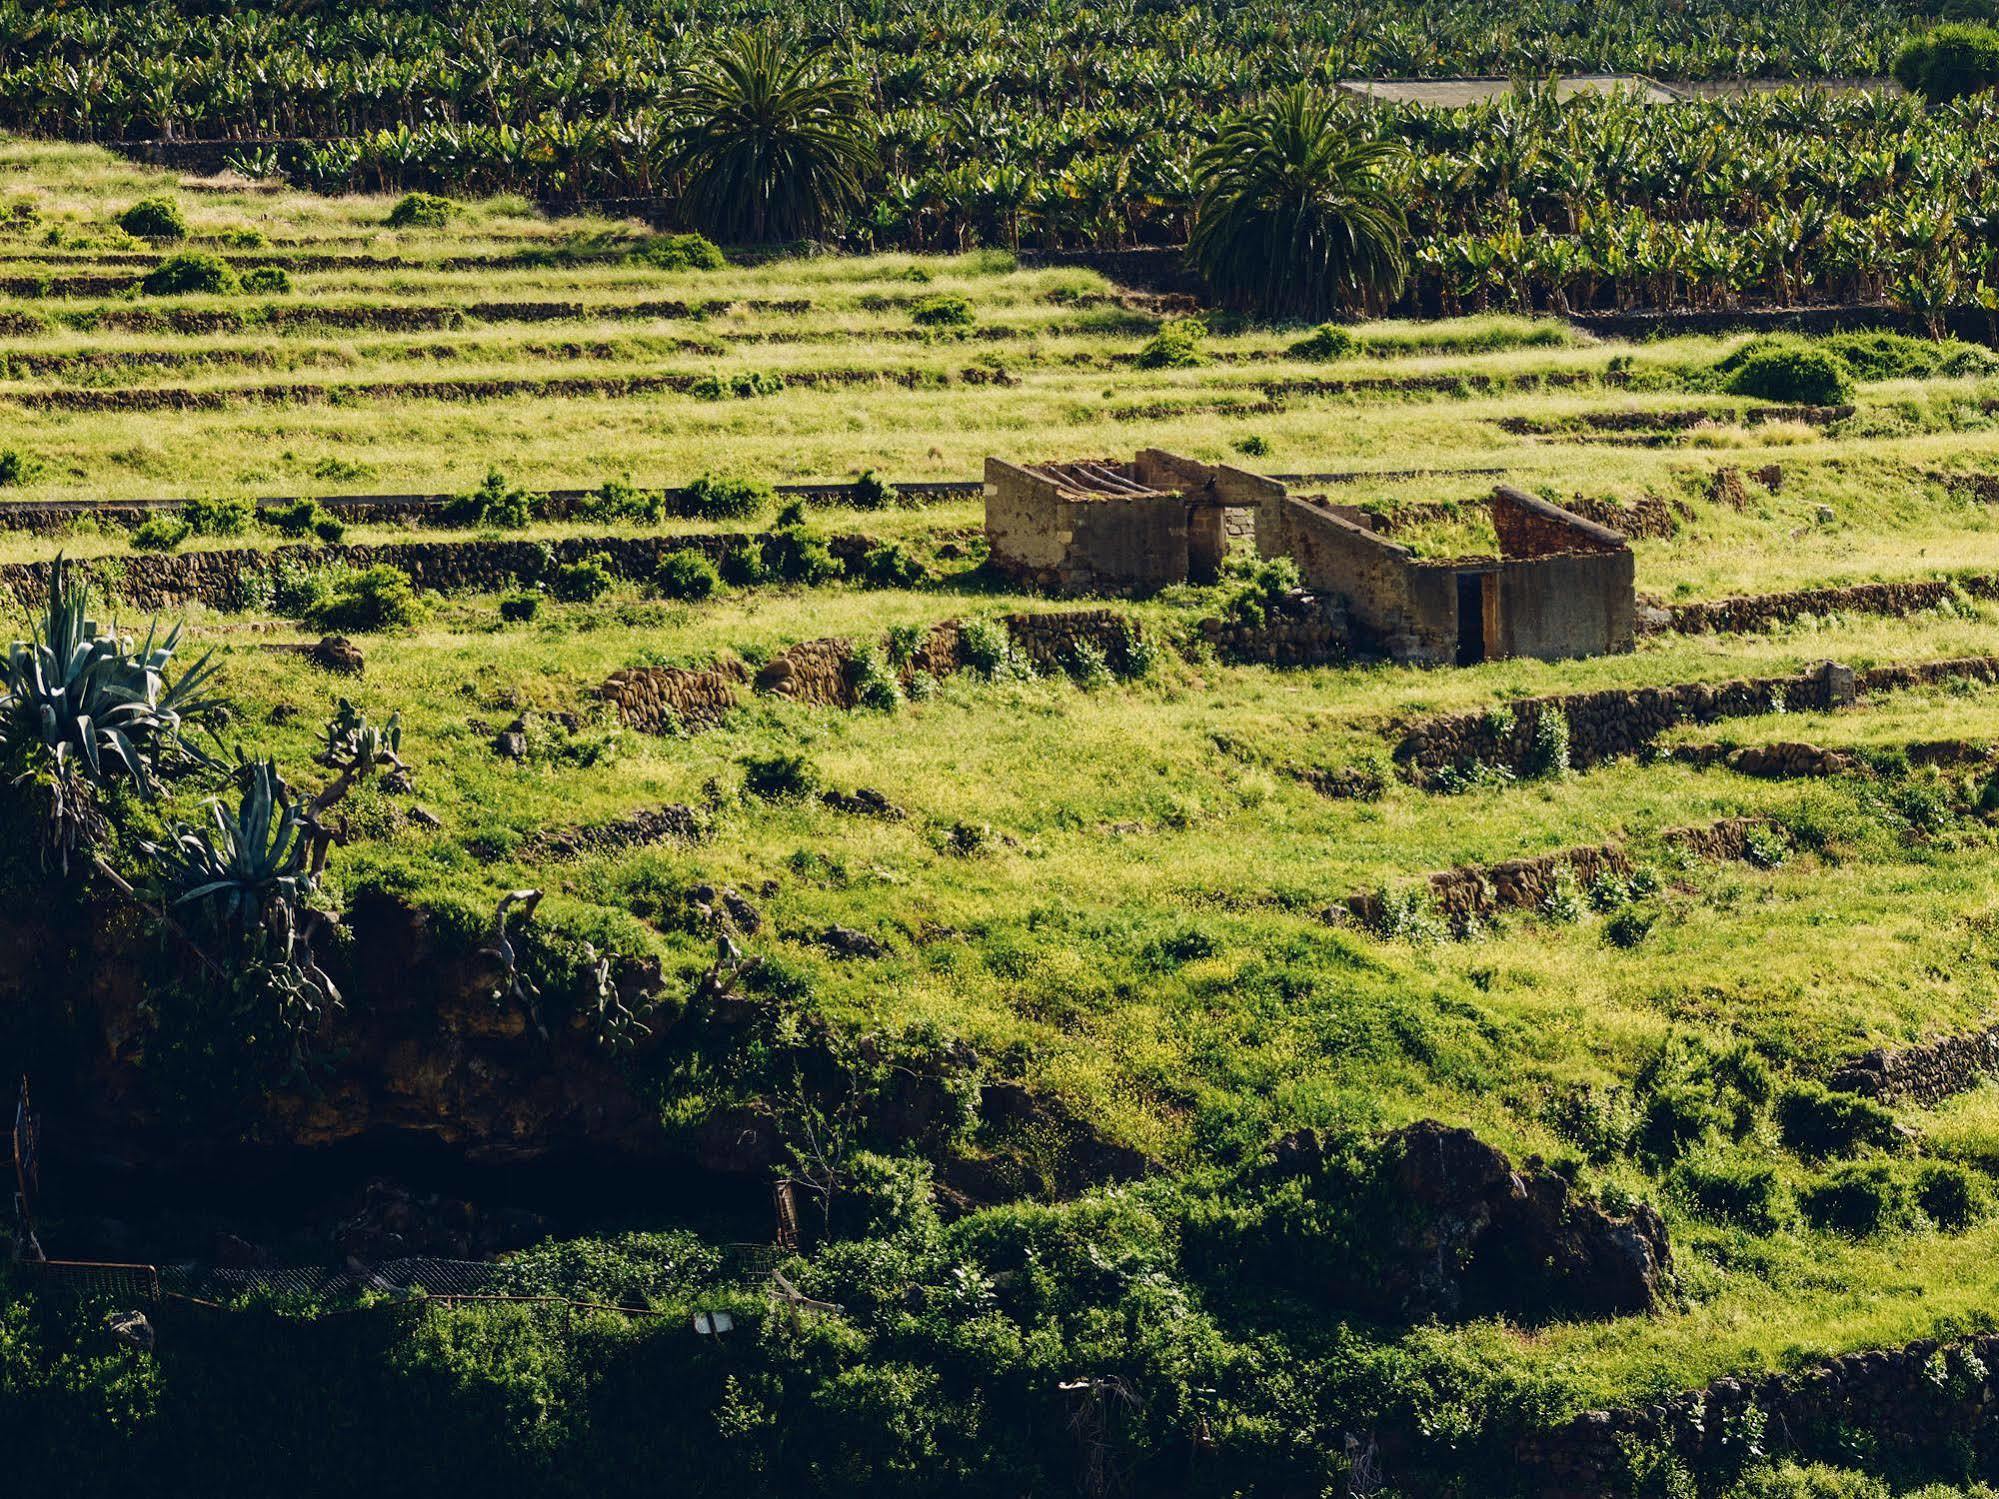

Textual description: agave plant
[142,759,339,1059]
[0,555,223,869]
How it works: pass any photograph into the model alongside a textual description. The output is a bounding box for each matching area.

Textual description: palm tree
[668,30,877,244]
[1187,86,1410,320]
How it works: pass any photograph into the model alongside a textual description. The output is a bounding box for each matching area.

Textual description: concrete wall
[1277,497,1459,663]
[985,456,1190,594]
[1494,550,1637,660]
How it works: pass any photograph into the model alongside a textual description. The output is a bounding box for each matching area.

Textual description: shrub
[885,623,927,667]
[656,549,721,601]
[1288,323,1360,360]
[763,527,841,584]
[690,370,785,400]
[1639,1082,1724,1162]
[142,251,237,296]
[1719,340,1855,406]
[1799,1162,1911,1237]
[0,448,41,486]
[499,592,541,624]
[1913,1160,1987,1229]
[849,644,903,712]
[1894,23,1999,103]
[1523,709,1571,779]
[911,294,973,327]
[238,264,292,294]
[1222,554,1303,628]
[958,617,1027,680]
[183,495,254,537]
[741,750,819,802]
[550,553,615,603]
[386,191,454,228]
[1775,1082,1900,1158]
[1233,434,1270,457]
[850,469,899,509]
[131,515,192,551]
[1066,639,1114,691]
[303,564,425,632]
[1113,622,1158,680]
[628,232,725,270]
[582,478,667,525]
[264,498,344,542]
[1136,318,1206,368]
[859,542,926,588]
[118,196,187,240]
[680,472,771,521]
[719,539,767,587]
[443,468,541,529]
[1603,908,1655,948]
[1673,1152,1788,1232]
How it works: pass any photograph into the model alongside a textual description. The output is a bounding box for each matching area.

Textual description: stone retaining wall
[602,611,1140,733]
[1666,573,1999,635]
[1198,591,1350,666]
[1342,817,1774,928]
[1520,1333,1999,1498]
[1830,1026,1999,1106]
[0,531,880,611]
[1395,657,1999,783]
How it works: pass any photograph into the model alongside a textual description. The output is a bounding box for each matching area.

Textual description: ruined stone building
[984,449,1635,664]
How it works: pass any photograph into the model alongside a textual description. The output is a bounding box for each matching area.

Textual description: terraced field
[19,143,1999,1498]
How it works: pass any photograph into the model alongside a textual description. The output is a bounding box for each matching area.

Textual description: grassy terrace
[19,137,1999,1484]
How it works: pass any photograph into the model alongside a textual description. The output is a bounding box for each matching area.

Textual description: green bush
[628,232,725,270]
[118,195,186,240]
[1775,1082,1900,1158]
[142,250,237,296]
[238,264,292,294]
[303,564,426,632]
[1913,1160,1987,1229]
[719,538,767,586]
[182,495,254,537]
[498,592,541,624]
[1288,323,1359,361]
[1799,1161,1911,1237]
[859,542,927,589]
[1136,318,1206,368]
[1233,434,1270,457]
[690,370,785,400]
[679,472,771,521]
[131,515,192,551]
[1672,1152,1788,1231]
[655,549,721,600]
[1894,22,1999,103]
[911,293,973,327]
[849,643,903,712]
[741,750,819,802]
[958,617,1026,680]
[264,497,345,539]
[850,469,899,509]
[442,468,541,529]
[1719,340,1855,406]
[550,553,615,603]
[763,527,841,584]
[386,191,454,228]
[581,478,667,524]
[1639,1082,1724,1162]
[0,447,41,486]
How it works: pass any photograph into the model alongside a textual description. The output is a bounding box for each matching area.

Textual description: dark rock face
[1276,1120,1671,1323]
[1385,1121,1671,1321]
[332,1177,548,1260]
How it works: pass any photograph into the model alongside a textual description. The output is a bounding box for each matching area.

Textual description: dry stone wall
[0,531,880,612]
[603,611,1142,734]
[1664,573,1999,635]
[1341,817,1776,928]
[1830,1026,1999,1106]
[1520,1334,1999,1499]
